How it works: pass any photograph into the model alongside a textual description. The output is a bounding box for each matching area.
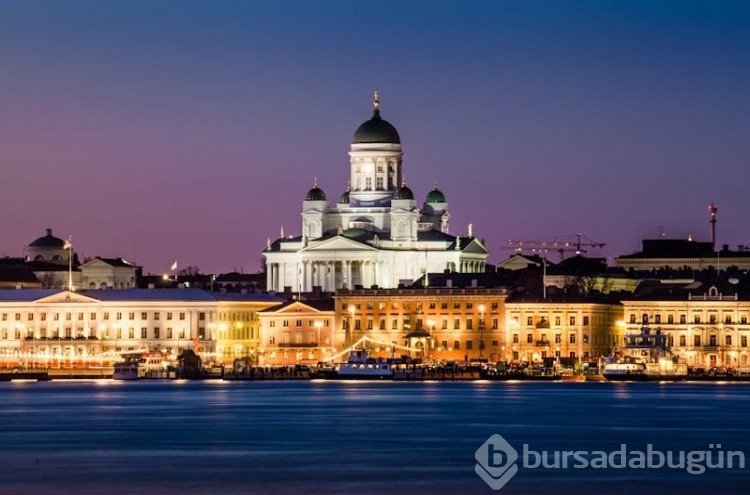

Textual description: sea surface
[0,379,748,494]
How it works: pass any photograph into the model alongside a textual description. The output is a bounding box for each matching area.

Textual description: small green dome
[338,190,350,204]
[304,178,326,201]
[426,188,446,203]
[392,184,414,200]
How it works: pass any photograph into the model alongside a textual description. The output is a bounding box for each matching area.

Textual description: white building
[263,92,489,293]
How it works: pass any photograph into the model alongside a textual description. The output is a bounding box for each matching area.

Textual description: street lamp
[478,304,486,361]
[314,320,323,361]
[427,318,436,360]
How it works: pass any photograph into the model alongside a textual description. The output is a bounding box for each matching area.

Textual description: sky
[1,0,749,275]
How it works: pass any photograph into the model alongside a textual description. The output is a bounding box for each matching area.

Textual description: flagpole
[66,236,74,291]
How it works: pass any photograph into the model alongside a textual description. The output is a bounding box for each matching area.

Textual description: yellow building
[334,288,508,363]
[212,294,287,365]
[621,284,750,369]
[505,297,623,364]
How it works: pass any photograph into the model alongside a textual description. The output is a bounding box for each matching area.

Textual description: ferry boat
[602,327,688,381]
[318,350,393,380]
[112,353,170,380]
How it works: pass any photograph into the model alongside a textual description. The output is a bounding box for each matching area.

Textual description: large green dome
[352,92,400,144]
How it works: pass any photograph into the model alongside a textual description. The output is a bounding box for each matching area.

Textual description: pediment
[80,258,114,269]
[266,301,331,315]
[302,236,377,252]
[461,238,489,255]
[35,290,101,304]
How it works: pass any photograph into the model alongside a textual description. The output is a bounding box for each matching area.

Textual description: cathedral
[263,92,489,293]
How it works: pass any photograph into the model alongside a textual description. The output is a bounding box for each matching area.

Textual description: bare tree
[177,265,202,276]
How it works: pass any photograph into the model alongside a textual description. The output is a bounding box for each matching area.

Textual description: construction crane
[506,233,606,262]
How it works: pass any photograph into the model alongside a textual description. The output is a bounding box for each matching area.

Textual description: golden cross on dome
[313,176,318,188]
[373,90,379,110]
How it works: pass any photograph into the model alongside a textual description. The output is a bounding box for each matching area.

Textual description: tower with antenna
[709,202,718,249]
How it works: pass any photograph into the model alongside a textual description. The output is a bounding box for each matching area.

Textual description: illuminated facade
[621,285,750,369]
[333,288,507,363]
[257,300,335,365]
[263,92,488,293]
[504,298,624,363]
[0,289,285,369]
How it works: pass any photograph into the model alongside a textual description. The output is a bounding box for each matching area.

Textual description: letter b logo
[475,434,519,491]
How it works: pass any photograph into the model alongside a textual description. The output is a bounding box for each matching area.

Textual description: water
[0,380,748,494]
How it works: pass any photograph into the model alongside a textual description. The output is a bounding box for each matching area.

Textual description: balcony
[535,340,551,347]
[278,342,318,348]
[25,336,100,341]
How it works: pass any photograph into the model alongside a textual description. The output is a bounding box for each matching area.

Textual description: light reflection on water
[0,381,748,494]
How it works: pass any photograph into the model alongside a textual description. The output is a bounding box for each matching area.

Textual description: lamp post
[346,304,355,348]
[478,304,486,361]
[314,320,323,361]
[427,318,436,361]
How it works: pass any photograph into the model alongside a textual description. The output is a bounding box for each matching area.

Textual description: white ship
[323,350,393,380]
[603,327,688,381]
[112,353,170,380]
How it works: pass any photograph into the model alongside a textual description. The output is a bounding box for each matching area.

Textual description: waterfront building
[615,238,750,271]
[257,299,335,365]
[80,257,139,289]
[620,280,750,369]
[0,288,284,369]
[504,296,623,364]
[263,92,489,293]
[333,287,508,363]
[212,293,286,364]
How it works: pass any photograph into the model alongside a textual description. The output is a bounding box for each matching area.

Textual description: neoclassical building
[263,92,489,293]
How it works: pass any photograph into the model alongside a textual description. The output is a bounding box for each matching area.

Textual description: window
[742,316,748,324]
[429,302,435,309]
[492,340,498,347]
[367,319,373,330]
[569,334,576,344]
[269,321,276,328]
[680,314,686,324]
[366,302,373,310]
[679,335,686,347]
[167,312,173,320]
[296,320,302,327]
[128,312,134,320]
[376,177,384,189]
[491,302,498,310]
[629,314,636,324]
[379,320,385,330]
[442,319,448,330]
[453,302,460,309]
[467,319,473,330]
[526,317,533,326]
[355,319,361,330]
[555,316,561,326]
[654,315,661,324]
[742,336,748,347]
[667,315,674,324]
[365,177,372,190]
[392,319,398,330]
[569,316,576,326]
[694,335,701,347]
[154,312,160,320]
[725,315,732,324]
[141,312,147,320]
[492,318,498,329]
[269,336,275,345]
[454,318,460,330]
[694,315,701,324]
[513,333,519,344]
[709,334,717,346]
[282,320,289,327]
[583,316,590,326]
[725,335,732,346]
[65,313,71,321]
[128,328,135,339]
[141,328,147,338]
[441,340,448,350]
[166,328,173,339]
[154,328,160,339]
[583,334,589,344]
[441,302,448,309]
[555,333,562,344]
[466,340,473,350]
[41,314,47,321]
[180,312,185,320]
[454,340,460,350]
[199,312,205,321]
[569,352,576,359]
[526,334,533,344]
[709,314,717,324]
[466,302,473,309]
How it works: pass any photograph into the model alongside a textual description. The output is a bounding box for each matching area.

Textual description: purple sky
[2,1,749,274]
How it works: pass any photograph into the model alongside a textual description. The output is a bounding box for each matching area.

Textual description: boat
[317,350,393,380]
[112,352,170,380]
[602,327,688,381]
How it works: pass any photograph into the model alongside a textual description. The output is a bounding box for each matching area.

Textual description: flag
[193,335,201,353]
[63,238,72,250]
[170,260,178,271]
